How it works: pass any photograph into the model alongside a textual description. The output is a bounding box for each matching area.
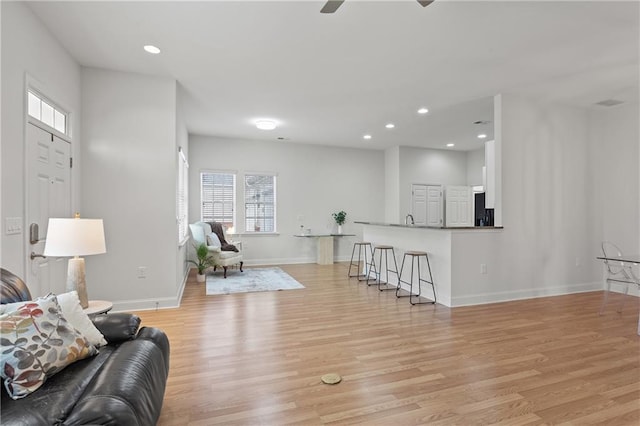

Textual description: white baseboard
[243,255,352,266]
[450,281,603,307]
[112,266,190,313]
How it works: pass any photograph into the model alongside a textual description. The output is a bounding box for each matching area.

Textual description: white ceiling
[27,0,639,151]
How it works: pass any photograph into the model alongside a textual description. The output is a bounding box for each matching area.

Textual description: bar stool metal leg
[367,246,399,290]
[348,242,372,281]
[378,248,399,292]
[397,251,436,305]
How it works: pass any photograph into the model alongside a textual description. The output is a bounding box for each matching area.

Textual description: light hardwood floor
[134,263,640,425]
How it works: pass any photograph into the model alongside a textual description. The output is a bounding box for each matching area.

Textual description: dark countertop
[354,221,503,230]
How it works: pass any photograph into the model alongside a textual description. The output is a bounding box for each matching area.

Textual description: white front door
[411,184,427,225]
[26,123,71,297]
[444,185,472,228]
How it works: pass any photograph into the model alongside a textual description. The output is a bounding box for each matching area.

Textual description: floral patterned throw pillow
[0,294,97,399]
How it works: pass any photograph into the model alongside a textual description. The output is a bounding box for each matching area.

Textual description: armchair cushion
[206,232,221,248]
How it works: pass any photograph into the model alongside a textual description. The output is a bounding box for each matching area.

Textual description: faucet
[405,214,414,225]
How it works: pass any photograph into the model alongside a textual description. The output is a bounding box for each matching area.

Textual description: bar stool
[397,251,436,305]
[348,242,373,281]
[366,245,400,291]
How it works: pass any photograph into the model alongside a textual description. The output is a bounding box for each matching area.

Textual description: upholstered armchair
[189,222,243,278]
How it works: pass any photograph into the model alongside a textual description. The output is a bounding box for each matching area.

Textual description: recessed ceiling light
[446,143,455,147]
[363,134,372,140]
[477,134,487,139]
[143,45,161,54]
[417,107,429,114]
[385,123,395,129]
[255,119,277,130]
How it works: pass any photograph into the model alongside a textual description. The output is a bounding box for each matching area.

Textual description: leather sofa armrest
[91,313,141,343]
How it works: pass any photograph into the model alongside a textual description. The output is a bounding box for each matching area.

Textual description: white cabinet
[484,140,495,208]
[411,184,443,227]
[444,185,472,227]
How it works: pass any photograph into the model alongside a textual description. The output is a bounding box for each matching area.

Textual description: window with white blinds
[245,174,276,233]
[201,172,236,229]
[177,148,189,244]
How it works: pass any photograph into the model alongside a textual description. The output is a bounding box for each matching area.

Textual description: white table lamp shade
[43,218,106,308]
[44,218,106,256]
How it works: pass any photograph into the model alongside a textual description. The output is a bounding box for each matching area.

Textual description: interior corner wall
[1,1,81,276]
[188,136,385,265]
[81,68,179,310]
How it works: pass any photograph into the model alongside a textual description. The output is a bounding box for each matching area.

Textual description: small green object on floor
[321,373,342,385]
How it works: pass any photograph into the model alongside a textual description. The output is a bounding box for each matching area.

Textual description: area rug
[205,267,305,295]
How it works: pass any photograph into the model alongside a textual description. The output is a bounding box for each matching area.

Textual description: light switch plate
[5,217,23,235]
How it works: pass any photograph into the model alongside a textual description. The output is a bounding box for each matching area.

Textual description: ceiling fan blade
[321,0,345,14]
[417,0,435,7]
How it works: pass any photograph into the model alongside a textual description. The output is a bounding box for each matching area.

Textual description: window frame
[244,173,277,234]
[200,170,237,230]
[27,89,69,137]
[177,147,189,246]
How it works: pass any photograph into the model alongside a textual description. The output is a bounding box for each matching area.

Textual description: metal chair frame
[366,246,400,291]
[348,242,373,281]
[397,251,436,305]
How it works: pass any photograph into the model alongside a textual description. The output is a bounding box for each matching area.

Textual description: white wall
[452,94,602,304]
[188,136,385,265]
[588,102,639,256]
[81,68,181,310]
[384,146,400,223]
[466,148,485,186]
[1,2,81,276]
[398,146,467,221]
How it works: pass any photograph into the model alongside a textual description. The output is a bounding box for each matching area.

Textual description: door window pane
[41,101,54,128]
[28,92,41,120]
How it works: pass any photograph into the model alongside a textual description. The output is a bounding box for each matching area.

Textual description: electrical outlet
[137,266,147,278]
[480,264,487,274]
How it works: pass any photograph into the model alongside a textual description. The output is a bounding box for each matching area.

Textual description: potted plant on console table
[332,210,347,234]
[190,243,216,283]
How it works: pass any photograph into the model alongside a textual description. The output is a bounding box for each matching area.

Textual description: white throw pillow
[207,232,221,248]
[57,291,108,347]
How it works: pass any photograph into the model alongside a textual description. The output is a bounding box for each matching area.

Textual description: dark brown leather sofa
[0,268,170,425]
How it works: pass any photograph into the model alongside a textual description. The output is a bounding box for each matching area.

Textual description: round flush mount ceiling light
[255,119,277,130]
[477,134,487,139]
[417,107,429,114]
[385,123,395,129]
[143,45,161,54]
[363,134,372,140]
[446,143,455,147]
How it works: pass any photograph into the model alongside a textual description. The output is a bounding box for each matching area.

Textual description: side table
[83,300,113,315]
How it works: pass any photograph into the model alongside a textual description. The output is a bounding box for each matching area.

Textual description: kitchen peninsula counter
[356,221,503,307]
[354,221,503,230]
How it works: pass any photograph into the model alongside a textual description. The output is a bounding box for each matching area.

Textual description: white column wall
[81,68,180,310]
[188,135,385,265]
[470,94,601,300]
[1,2,81,276]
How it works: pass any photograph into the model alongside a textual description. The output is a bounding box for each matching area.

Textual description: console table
[295,234,355,265]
